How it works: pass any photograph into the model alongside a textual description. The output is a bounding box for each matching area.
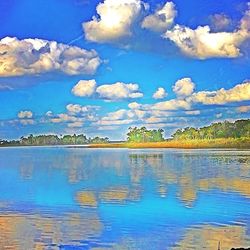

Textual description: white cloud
[67,121,84,128]
[96,82,143,100]
[102,109,129,121]
[237,105,250,113]
[134,109,147,118]
[83,0,144,43]
[72,80,143,100]
[66,103,99,114]
[48,103,100,125]
[17,110,35,126]
[18,110,33,119]
[71,80,96,97]
[97,126,119,131]
[144,116,166,124]
[173,78,195,97]
[94,107,147,127]
[66,104,83,114]
[153,87,167,99]
[152,99,191,111]
[96,119,134,126]
[164,24,250,58]
[81,0,250,60]
[189,81,250,105]
[20,119,35,125]
[90,79,250,129]
[42,103,100,128]
[0,37,101,76]
[164,5,250,59]
[209,13,232,31]
[50,114,83,124]
[240,3,250,31]
[128,102,141,109]
[150,110,172,117]
[142,1,177,32]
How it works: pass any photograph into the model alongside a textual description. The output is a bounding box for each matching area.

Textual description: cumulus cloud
[209,13,232,31]
[240,3,250,31]
[49,113,86,128]
[20,119,35,125]
[50,113,82,124]
[164,24,250,59]
[66,103,99,114]
[83,0,144,43]
[153,87,168,99]
[40,103,100,129]
[102,109,131,121]
[91,79,250,129]
[189,81,250,105]
[81,0,250,60]
[72,80,143,100]
[17,110,35,126]
[71,80,97,97]
[18,110,33,119]
[67,121,84,128]
[128,102,141,109]
[95,108,145,127]
[96,82,143,100]
[173,78,195,97]
[164,4,250,59]
[142,1,177,32]
[94,106,191,129]
[152,99,191,111]
[0,37,101,77]
[134,109,147,119]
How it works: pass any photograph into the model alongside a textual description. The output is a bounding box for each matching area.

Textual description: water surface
[0,147,249,249]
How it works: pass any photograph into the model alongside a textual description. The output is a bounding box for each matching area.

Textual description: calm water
[0,147,249,250]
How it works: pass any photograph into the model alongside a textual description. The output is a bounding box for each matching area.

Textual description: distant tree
[89,136,109,144]
[127,127,164,142]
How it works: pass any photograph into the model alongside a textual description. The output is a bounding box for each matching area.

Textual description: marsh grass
[89,138,250,149]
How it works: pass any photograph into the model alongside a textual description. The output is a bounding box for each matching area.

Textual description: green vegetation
[127,127,164,142]
[126,120,250,143]
[0,134,109,146]
[1,119,249,148]
[171,119,250,140]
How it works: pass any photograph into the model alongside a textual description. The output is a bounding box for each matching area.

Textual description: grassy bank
[88,138,250,149]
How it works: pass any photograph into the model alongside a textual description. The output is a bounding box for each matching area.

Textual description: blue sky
[0,0,250,140]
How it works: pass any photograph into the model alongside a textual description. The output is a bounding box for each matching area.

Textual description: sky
[0,0,250,140]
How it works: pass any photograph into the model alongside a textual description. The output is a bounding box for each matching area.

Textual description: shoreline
[1,138,249,149]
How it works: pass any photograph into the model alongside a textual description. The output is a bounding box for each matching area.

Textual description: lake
[0,147,249,249]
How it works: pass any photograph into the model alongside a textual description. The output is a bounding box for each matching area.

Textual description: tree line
[126,119,249,143]
[0,134,109,146]
[1,119,249,146]
[171,119,250,140]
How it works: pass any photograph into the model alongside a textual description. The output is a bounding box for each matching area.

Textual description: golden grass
[88,138,250,149]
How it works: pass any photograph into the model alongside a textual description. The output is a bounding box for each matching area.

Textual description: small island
[1,119,249,149]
